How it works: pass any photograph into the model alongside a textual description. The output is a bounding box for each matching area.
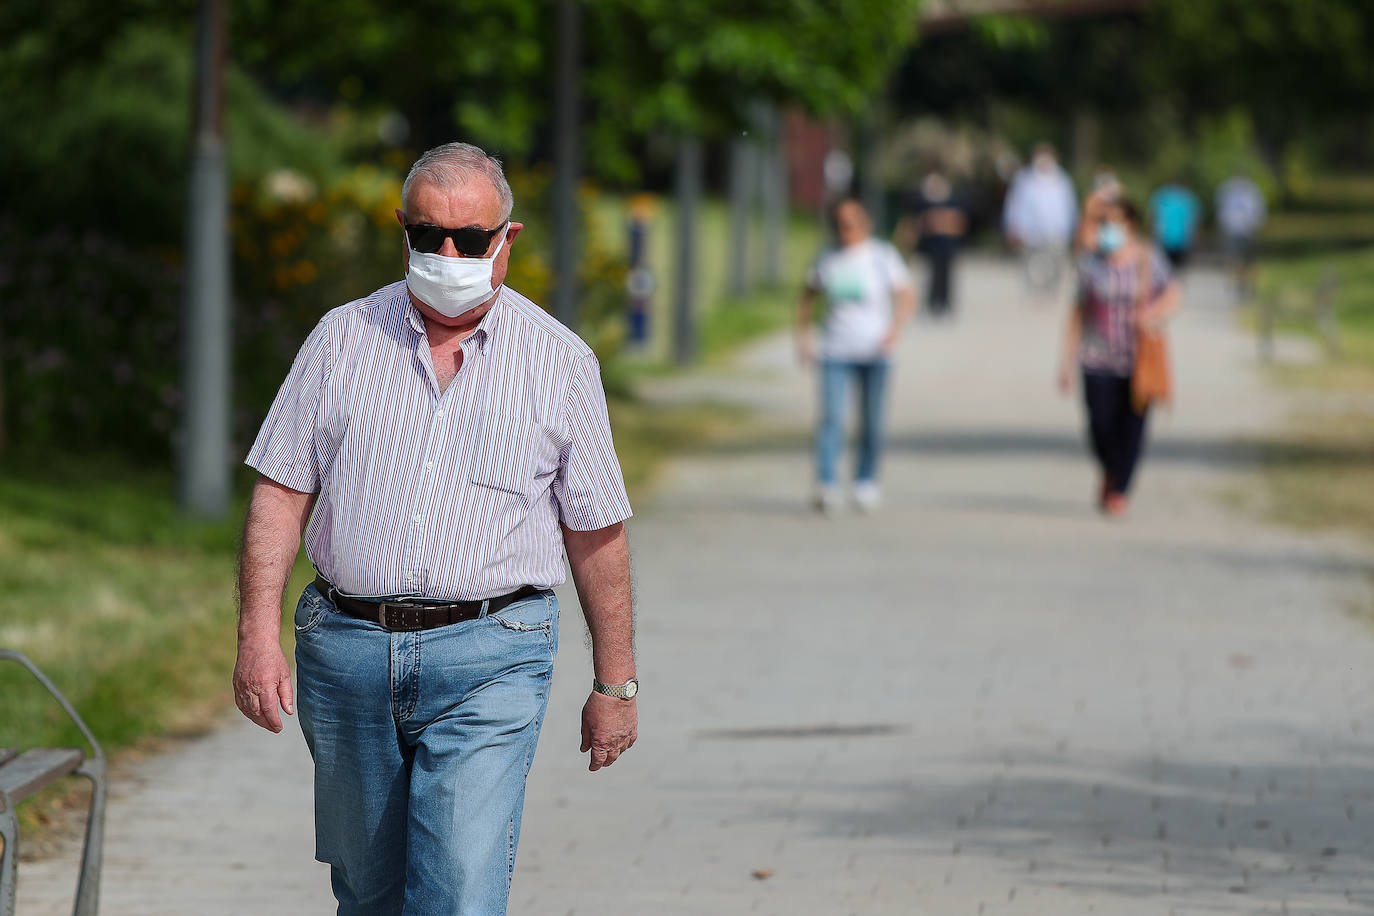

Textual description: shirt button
[435,407,445,418]
[424,461,433,471]
[413,514,422,524]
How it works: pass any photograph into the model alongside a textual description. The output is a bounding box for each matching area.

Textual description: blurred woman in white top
[796,197,917,514]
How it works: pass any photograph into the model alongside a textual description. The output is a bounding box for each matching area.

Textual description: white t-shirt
[806,238,913,361]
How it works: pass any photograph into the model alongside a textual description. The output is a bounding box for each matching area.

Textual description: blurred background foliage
[0,0,918,463]
[1,0,1373,466]
[2,0,1374,793]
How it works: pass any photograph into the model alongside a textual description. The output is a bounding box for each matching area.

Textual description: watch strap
[592,677,638,699]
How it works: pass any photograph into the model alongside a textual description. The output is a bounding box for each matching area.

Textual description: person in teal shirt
[1148,183,1201,269]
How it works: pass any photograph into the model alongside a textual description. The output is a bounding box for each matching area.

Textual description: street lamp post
[180,0,231,517]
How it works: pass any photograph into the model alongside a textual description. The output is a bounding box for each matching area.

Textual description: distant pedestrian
[1058,188,1181,516]
[1002,143,1078,298]
[1148,181,1202,269]
[899,170,968,319]
[234,142,637,915]
[797,197,917,514]
[1216,174,1267,299]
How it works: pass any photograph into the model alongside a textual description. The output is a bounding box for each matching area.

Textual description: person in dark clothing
[1058,190,1181,516]
[899,170,968,319]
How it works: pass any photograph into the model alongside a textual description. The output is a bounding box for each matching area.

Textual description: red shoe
[1103,493,1129,517]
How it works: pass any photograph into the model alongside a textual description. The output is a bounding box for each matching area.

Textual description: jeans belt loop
[479,598,491,619]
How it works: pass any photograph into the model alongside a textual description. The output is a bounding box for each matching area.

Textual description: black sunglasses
[404,221,508,257]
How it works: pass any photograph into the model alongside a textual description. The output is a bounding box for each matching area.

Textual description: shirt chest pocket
[470,410,555,498]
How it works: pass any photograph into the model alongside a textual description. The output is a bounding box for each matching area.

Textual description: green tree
[1147,0,1374,122]
[584,0,922,178]
[229,0,923,179]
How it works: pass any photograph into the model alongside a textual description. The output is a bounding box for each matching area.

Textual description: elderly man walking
[232,142,638,915]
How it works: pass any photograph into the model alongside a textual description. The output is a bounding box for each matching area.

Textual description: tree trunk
[551,0,581,330]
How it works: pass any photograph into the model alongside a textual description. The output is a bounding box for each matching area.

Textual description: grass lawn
[588,194,823,365]
[1251,412,1374,544]
[1248,230,1374,547]
[1254,243,1374,369]
[0,457,250,755]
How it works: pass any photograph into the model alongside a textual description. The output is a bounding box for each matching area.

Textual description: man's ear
[505,222,524,244]
[395,208,406,227]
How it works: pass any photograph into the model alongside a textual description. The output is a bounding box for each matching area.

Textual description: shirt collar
[401,285,504,353]
[472,289,503,352]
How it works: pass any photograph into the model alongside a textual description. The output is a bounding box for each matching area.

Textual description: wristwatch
[592,677,639,699]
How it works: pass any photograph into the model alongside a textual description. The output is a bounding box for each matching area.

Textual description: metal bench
[0,649,106,916]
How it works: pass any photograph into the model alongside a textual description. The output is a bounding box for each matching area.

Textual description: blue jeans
[816,359,890,486]
[293,583,558,916]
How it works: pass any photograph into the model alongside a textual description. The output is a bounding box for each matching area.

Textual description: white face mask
[405,230,508,319]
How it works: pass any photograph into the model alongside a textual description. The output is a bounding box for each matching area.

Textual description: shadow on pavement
[728,740,1374,911]
[694,425,1372,473]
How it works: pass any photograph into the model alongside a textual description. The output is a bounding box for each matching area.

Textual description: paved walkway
[19,260,1374,914]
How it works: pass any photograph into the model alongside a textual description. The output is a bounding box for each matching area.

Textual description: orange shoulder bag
[1131,251,1172,414]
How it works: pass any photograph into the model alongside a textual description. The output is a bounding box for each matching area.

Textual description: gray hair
[401,142,514,222]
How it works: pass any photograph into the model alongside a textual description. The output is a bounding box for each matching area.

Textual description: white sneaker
[853,480,882,513]
[814,485,843,516]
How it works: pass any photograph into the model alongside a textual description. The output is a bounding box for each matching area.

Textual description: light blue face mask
[1098,221,1127,255]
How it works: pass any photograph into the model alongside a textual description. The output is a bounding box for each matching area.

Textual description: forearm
[796,289,816,334]
[562,522,635,683]
[1147,282,1182,323]
[1076,193,1106,252]
[1074,220,1096,253]
[892,287,917,328]
[1061,307,1083,368]
[237,475,316,642]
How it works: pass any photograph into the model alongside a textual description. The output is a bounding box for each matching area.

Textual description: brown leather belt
[314,575,544,632]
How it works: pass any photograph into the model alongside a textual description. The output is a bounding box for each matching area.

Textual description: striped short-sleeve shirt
[246,281,632,600]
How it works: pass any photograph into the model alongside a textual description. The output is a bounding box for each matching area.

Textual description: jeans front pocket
[292,584,329,636]
[490,593,559,656]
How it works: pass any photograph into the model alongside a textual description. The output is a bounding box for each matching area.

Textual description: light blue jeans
[816,359,890,486]
[293,583,558,916]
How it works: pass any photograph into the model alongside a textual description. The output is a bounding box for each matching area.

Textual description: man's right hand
[232,637,294,733]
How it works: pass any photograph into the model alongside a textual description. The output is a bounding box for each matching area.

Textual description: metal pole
[857,113,885,234]
[673,136,702,366]
[551,0,581,329]
[726,136,754,298]
[180,0,230,517]
[758,105,787,288]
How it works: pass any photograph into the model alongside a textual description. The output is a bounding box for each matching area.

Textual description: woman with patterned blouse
[1057,189,1181,516]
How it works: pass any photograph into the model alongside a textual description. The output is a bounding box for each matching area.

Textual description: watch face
[624,679,638,698]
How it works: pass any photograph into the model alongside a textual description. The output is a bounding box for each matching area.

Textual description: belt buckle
[378,602,424,631]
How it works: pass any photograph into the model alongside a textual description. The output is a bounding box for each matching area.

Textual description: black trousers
[922,237,958,315]
[1082,371,1149,495]
[925,250,953,314]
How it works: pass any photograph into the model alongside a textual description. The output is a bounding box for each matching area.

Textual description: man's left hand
[580,691,637,772]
